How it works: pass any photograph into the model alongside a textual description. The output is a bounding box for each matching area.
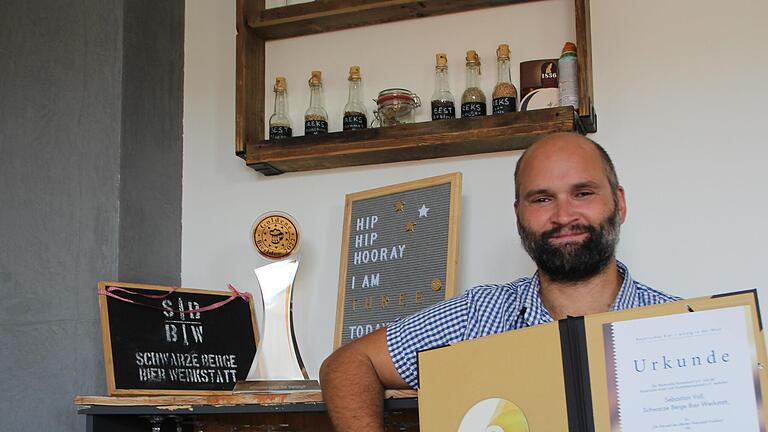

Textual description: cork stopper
[436,53,448,67]
[562,42,577,54]
[348,65,361,80]
[466,50,480,65]
[274,76,287,91]
[496,44,510,60]
[309,70,322,85]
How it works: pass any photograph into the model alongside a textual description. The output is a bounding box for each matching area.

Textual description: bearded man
[320,132,680,432]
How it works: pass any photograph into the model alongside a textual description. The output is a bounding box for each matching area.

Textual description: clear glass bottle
[268,77,292,140]
[304,70,328,135]
[461,50,487,117]
[431,53,455,120]
[492,44,518,115]
[343,66,368,131]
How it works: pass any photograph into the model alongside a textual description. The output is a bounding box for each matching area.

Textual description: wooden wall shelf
[246,0,545,41]
[236,0,597,175]
[248,106,580,175]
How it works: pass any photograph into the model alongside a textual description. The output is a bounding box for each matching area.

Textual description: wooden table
[75,390,418,431]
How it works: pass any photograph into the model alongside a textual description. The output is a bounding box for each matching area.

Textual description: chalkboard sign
[98,281,259,395]
[334,173,461,348]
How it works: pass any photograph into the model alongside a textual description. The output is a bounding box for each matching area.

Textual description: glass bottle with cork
[304,70,328,135]
[343,66,367,131]
[492,44,518,115]
[431,53,455,120]
[461,50,487,117]
[268,76,292,140]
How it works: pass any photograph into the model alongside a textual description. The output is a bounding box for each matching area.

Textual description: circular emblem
[252,212,300,260]
[459,398,529,432]
[431,278,443,292]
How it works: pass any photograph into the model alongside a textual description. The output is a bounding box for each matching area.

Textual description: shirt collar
[521,271,554,326]
[610,260,638,311]
[523,260,636,324]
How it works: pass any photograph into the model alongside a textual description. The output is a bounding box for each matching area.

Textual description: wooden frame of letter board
[334,172,461,349]
[98,281,260,396]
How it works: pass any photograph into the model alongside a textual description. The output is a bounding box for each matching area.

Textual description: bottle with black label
[492,44,518,115]
[304,70,328,135]
[461,50,486,118]
[431,53,455,121]
[268,77,292,140]
[343,66,367,131]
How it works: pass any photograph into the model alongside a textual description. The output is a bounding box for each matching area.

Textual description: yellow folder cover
[418,291,767,432]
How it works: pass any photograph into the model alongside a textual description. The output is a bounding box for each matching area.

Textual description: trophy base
[232,379,321,394]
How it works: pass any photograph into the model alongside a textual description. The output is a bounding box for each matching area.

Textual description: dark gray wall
[119,1,183,284]
[0,0,183,430]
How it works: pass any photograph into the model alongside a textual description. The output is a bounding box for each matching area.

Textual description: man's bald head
[513,133,619,202]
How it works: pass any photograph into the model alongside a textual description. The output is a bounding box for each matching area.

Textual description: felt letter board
[335,173,461,348]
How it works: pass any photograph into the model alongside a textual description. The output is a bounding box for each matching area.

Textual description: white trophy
[234,212,320,393]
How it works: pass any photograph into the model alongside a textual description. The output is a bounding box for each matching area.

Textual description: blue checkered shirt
[386,261,680,388]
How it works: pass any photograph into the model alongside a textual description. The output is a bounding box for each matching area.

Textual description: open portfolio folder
[418,290,767,431]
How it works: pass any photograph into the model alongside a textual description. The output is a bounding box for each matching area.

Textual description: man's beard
[518,205,621,283]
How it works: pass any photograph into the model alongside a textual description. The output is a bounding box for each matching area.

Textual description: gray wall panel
[0,0,183,430]
[119,0,184,286]
[0,1,123,431]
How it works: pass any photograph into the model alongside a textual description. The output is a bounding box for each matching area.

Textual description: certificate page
[605,306,763,431]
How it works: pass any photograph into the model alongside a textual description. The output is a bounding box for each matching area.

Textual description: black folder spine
[559,316,595,432]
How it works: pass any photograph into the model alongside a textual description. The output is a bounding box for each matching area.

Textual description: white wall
[183,0,768,378]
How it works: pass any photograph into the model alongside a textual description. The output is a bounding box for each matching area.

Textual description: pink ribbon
[98,284,251,314]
